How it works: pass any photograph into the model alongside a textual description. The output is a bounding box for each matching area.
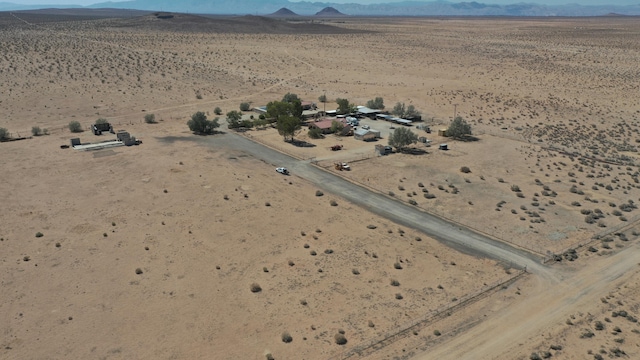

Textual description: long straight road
[210,131,546,274]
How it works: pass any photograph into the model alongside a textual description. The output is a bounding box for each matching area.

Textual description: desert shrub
[310,250,317,256]
[393,262,402,269]
[390,279,400,286]
[408,199,417,205]
[334,333,347,345]
[135,268,143,274]
[35,232,43,238]
[31,126,42,136]
[511,185,521,192]
[594,321,605,330]
[144,113,157,124]
[0,127,9,141]
[529,353,541,360]
[315,190,324,197]
[460,166,471,173]
[418,182,424,187]
[308,127,323,139]
[281,332,293,343]
[424,193,436,199]
[214,107,222,115]
[352,268,360,275]
[395,293,403,300]
[68,121,82,132]
[240,102,251,111]
[330,200,338,206]
[250,283,262,293]
[434,330,441,336]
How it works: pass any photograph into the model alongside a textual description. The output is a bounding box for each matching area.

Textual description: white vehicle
[276,167,289,175]
[341,162,350,170]
[361,125,370,130]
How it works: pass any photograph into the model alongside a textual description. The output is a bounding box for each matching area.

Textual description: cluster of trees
[366,97,384,110]
[388,116,473,151]
[391,102,420,118]
[187,111,220,135]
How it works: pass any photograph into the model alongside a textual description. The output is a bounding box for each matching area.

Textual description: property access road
[211,131,546,274]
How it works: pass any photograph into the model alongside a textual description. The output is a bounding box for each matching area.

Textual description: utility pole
[323,90,326,113]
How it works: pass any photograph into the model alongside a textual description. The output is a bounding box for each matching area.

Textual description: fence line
[330,269,528,360]
[543,212,640,263]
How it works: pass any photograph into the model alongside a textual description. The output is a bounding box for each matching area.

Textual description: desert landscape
[1,10,640,360]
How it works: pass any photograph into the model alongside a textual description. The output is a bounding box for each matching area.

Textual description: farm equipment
[330,144,343,151]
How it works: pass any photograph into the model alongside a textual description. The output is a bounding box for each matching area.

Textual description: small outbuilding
[439,143,448,150]
[354,128,379,141]
[438,129,448,137]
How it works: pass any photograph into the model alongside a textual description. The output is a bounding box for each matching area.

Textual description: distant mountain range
[1,0,640,16]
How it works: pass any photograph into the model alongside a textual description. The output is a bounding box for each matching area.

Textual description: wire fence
[329,269,528,360]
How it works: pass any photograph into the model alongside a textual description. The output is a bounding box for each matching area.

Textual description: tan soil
[1,13,640,360]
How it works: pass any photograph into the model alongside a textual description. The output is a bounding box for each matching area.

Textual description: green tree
[291,99,303,119]
[214,107,223,115]
[405,105,420,118]
[318,94,327,103]
[226,110,243,129]
[277,115,301,142]
[31,126,42,136]
[187,111,220,135]
[366,97,385,110]
[266,100,302,121]
[331,120,345,134]
[282,92,299,103]
[239,102,251,111]
[144,113,157,124]
[447,116,472,139]
[388,127,418,152]
[95,118,109,125]
[68,121,82,133]
[392,102,405,116]
[336,98,355,115]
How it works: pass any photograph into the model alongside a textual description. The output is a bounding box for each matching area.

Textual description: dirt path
[421,241,640,359]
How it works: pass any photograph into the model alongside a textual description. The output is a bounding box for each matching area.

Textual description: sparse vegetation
[144,113,157,124]
[68,121,82,133]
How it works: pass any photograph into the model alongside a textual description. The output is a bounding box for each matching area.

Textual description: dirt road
[200,131,640,360]
[202,131,545,273]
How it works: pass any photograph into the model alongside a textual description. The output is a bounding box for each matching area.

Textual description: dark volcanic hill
[269,7,299,17]
[111,12,364,34]
[315,7,347,17]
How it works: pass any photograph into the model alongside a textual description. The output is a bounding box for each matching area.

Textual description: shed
[354,128,378,141]
[438,128,448,137]
[70,138,81,147]
[439,143,448,150]
[356,106,381,119]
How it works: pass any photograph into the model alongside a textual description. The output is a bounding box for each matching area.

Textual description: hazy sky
[7,0,638,6]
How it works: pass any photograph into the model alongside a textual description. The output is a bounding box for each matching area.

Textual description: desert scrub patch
[250,283,262,293]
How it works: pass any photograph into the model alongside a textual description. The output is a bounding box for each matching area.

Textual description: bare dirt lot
[1,11,640,360]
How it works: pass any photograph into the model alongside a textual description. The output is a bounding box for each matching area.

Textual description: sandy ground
[1,12,640,360]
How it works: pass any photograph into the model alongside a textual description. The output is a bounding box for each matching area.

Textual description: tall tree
[282,93,300,103]
[388,127,418,152]
[392,102,405,116]
[447,116,472,139]
[366,97,385,110]
[277,115,301,142]
[336,98,354,115]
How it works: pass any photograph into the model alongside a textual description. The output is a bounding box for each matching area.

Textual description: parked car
[361,125,370,130]
[276,167,289,175]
